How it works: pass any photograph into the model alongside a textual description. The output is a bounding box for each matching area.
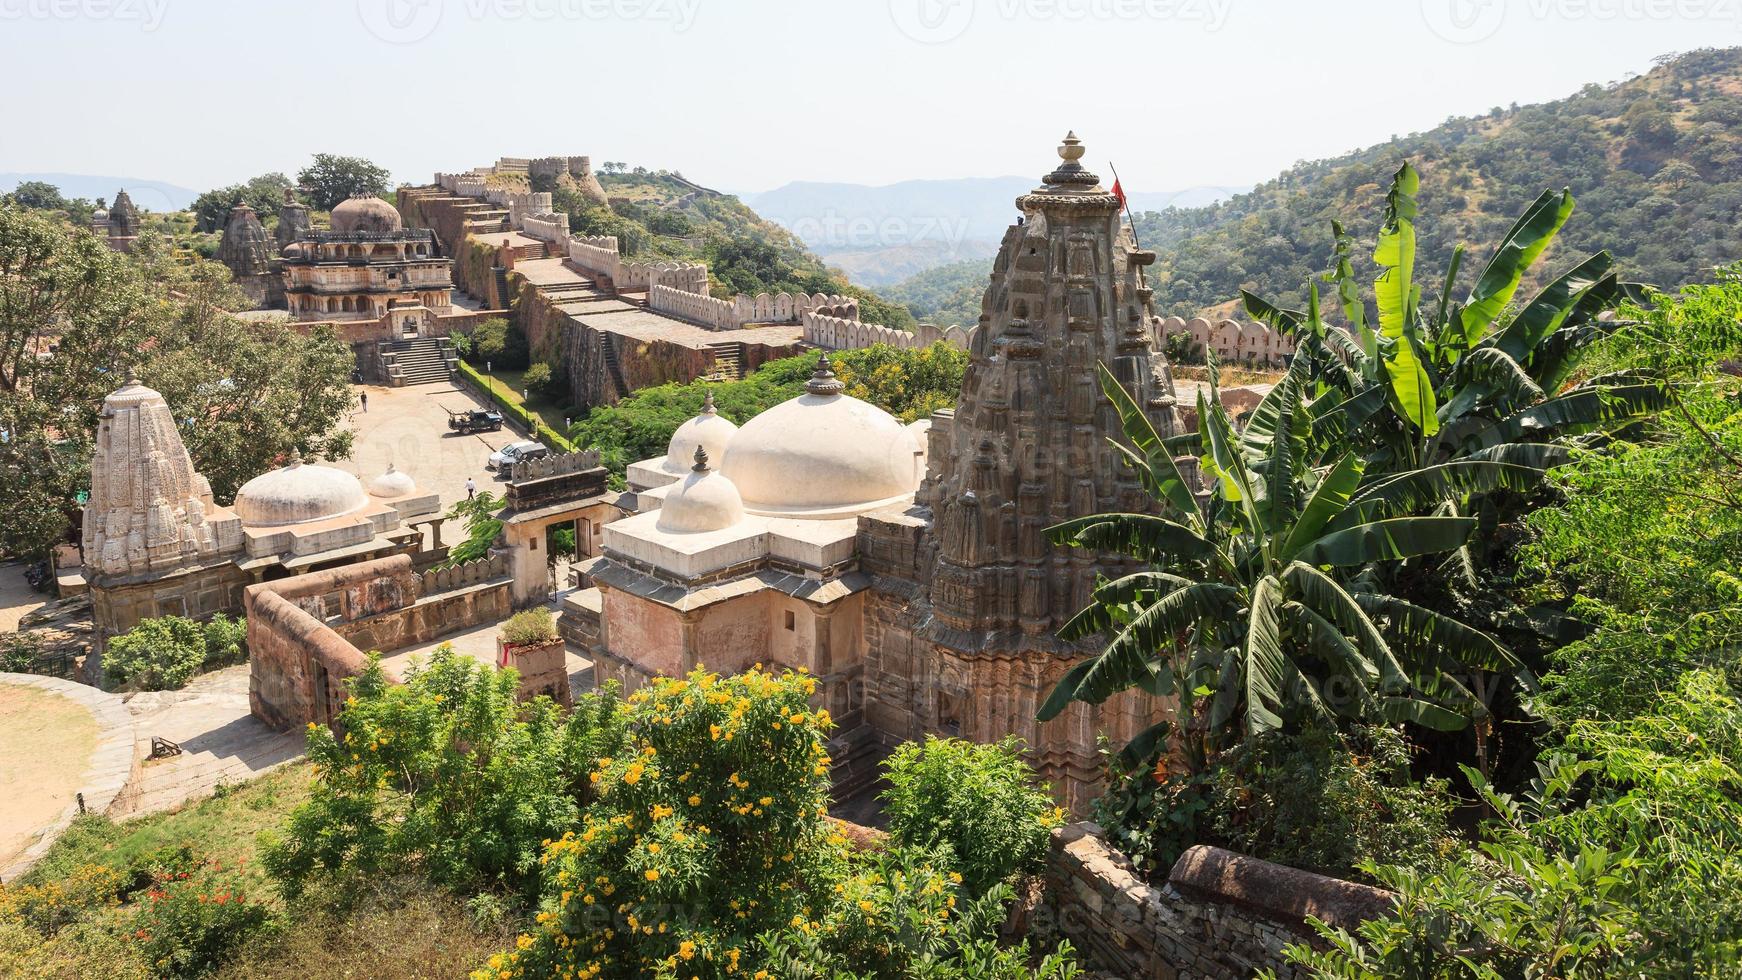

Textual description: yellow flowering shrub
[479,665,842,979]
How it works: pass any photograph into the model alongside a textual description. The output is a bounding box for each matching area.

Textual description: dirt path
[0,684,98,870]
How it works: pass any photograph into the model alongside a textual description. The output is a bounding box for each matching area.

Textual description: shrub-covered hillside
[1136,46,1742,314]
[544,167,916,329]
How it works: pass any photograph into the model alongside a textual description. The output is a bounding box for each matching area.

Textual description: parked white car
[487,440,544,471]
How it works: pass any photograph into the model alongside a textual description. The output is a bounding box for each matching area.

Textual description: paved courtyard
[339,380,527,548]
[111,664,305,820]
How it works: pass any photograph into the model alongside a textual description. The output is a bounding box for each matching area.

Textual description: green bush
[523,361,554,395]
[1,631,45,672]
[105,616,208,691]
[1094,726,1454,882]
[880,736,1063,895]
[262,647,628,902]
[500,608,557,647]
[201,613,247,668]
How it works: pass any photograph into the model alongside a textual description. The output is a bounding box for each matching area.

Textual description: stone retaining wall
[1045,822,1395,979]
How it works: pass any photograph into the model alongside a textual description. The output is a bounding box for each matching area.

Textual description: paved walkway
[1,673,137,879]
[109,664,305,821]
[340,381,522,548]
[0,562,47,634]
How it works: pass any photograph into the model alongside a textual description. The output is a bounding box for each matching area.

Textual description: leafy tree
[0,207,356,558]
[442,490,503,566]
[7,180,66,211]
[189,173,294,233]
[1041,362,1531,764]
[263,648,629,901]
[522,361,554,395]
[295,154,391,211]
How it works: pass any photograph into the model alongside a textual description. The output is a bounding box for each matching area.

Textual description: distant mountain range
[740,177,1241,285]
[1,173,200,211]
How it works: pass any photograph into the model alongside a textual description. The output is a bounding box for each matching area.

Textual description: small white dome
[719,355,922,518]
[368,464,417,498]
[657,449,745,533]
[663,391,738,474]
[234,458,368,527]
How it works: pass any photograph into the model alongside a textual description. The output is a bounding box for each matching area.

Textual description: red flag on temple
[1110,178,1127,209]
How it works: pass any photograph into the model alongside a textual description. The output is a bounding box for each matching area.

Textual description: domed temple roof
[367,463,417,498]
[233,456,369,527]
[330,195,403,234]
[720,354,922,518]
[656,446,745,533]
[662,390,738,476]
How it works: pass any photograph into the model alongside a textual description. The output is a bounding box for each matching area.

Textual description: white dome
[663,391,738,474]
[234,458,368,527]
[719,355,922,517]
[657,450,745,533]
[368,464,417,498]
[330,195,403,234]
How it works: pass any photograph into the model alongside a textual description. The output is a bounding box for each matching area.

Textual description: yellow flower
[688,794,702,806]
[645,869,660,881]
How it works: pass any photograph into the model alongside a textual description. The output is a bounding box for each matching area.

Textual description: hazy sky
[0,0,1729,198]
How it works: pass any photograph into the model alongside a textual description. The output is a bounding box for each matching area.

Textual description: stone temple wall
[1044,823,1396,979]
[247,554,514,730]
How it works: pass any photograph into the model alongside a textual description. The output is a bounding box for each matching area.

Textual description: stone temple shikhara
[568,134,1186,807]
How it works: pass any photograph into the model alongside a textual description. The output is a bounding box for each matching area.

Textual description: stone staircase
[600,333,630,400]
[708,341,745,381]
[380,337,455,386]
[494,266,512,309]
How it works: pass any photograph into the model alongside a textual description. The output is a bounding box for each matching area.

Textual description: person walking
[359,391,368,413]
[465,477,476,500]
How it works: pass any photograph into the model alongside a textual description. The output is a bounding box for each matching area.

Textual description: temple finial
[702,389,717,415]
[692,444,710,472]
[806,351,845,397]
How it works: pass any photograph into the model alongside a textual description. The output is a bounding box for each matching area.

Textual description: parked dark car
[448,408,504,434]
[493,442,551,479]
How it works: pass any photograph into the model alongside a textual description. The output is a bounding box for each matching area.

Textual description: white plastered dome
[719,354,923,518]
[233,457,368,527]
[656,447,746,533]
[662,390,738,476]
[368,463,417,498]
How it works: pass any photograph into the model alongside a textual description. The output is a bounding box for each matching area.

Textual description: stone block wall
[1044,823,1396,979]
[649,285,859,332]
[247,554,516,730]
[1160,315,1296,367]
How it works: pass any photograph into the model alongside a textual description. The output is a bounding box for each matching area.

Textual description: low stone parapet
[1043,822,1396,979]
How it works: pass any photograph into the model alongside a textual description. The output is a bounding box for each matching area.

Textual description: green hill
[888,47,1742,324]
[545,168,915,329]
[1137,47,1742,314]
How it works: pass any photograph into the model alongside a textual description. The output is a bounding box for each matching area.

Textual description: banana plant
[1038,361,1532,761]
[1242,162,1670,478]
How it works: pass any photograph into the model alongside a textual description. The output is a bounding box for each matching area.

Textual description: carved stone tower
[275,187,312,252]
[870,133,1184,809]
[216,203,282,307]
[108,188,140,238]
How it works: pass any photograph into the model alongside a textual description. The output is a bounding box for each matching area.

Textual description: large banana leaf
[1457,188,1575,348]
[1344,458,1548,521]
[1441,346,1543,424]
[1294,516,1477,567]
[1372,163,1438,436]
[1046,513,1212,564]
[1464,382,1674,451]
[1244,575,1289,732]
[1038,581,1240,720]
[1096,364,1200,523]
[1279,452,1365,560]
[1492,251,1615,364]
[1282,561,1412,693]
[1354,593,1524,676]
